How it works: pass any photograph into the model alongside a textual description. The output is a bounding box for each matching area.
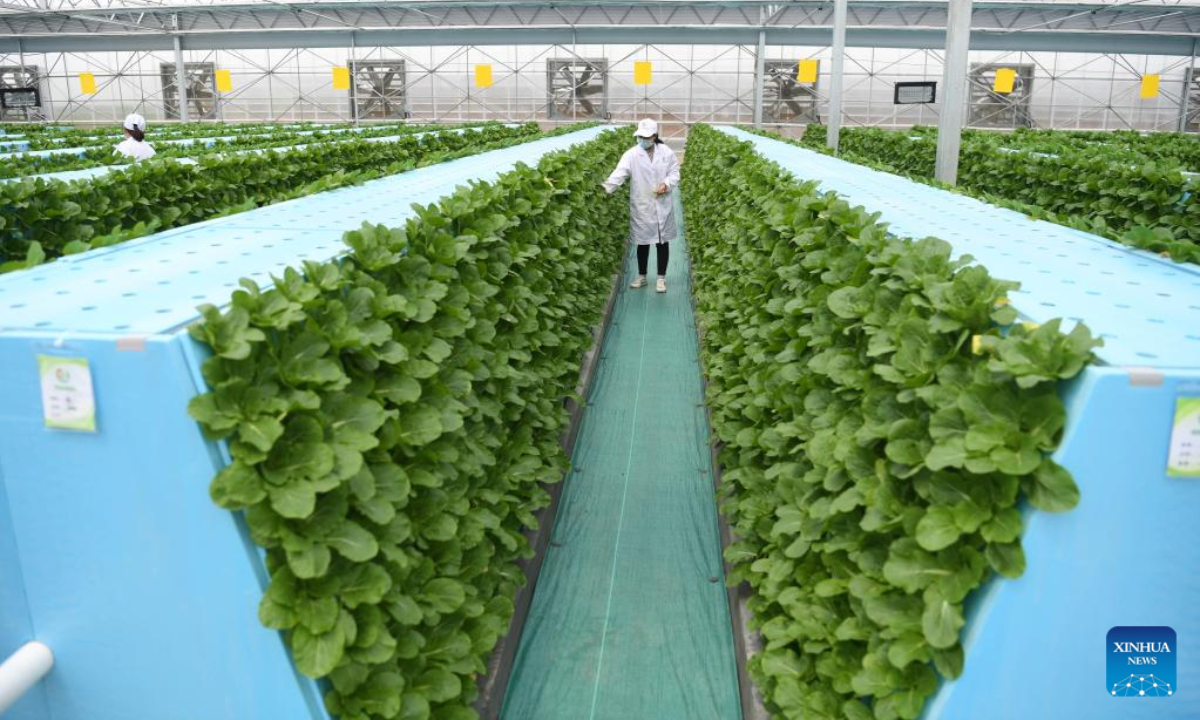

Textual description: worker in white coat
[114,113,156,161]
[603,118,680,293]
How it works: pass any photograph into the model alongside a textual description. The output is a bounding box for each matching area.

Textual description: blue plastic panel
[718,126,1200,370]
[929,367,1200,718]
[0,334,325,720]
[0,464,48,720]
[0,126,610,720]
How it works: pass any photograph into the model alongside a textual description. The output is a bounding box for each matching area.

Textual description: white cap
[634,118,658,138]
[123,113,146,132]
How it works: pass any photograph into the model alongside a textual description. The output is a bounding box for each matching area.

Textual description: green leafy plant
[683,124,1098,720]
[188,128,628,719]
[0,122,482,179]
[0,123,549,268]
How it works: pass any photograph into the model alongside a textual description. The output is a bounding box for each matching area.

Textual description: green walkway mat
[501,200,742,720]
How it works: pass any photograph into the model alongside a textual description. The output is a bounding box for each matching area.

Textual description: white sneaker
[656,278,667,293]
[630,275,647,289]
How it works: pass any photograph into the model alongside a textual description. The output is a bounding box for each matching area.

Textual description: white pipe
[0,641,54,713]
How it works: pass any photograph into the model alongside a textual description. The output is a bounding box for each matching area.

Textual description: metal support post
[935,0,973,185]
[752,30,766,128]
[1180,38,1197,132]
[173,29,189,123]
[349,32,358,125]
[826,0,847,150]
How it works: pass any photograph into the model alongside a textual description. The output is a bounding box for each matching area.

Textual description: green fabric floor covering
[501,199,742,720]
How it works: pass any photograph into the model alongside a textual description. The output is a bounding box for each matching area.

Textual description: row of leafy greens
[10,119,375,151]
[0,123,551,271]
[775,124,1200,265]
[187,127,628,720]
[0,122,481,179]
[682,124,1099,720]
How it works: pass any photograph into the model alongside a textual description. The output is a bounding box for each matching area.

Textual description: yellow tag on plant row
[79,72,97,95]
[1140,74,1160,99]
[971,335,984,355]
[332,66,351,90]
[215,69,233,93]
[993,68,1016,94]
[798,59,819,84]
[634,61,652,85]
[1022,321,1040,331]
[995,297,1010,307]
[474,64,493,88]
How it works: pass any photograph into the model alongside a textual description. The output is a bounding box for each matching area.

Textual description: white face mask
[637,137,654,150]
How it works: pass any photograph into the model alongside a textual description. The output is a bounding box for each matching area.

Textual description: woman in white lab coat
[603,118,681,293]
[114,113,156,161]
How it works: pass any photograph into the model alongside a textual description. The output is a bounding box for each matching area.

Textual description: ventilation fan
[351,60,408,120]
[0,65,39,120]
[968,63,1035,129]
[160,62,217,120]
[547,59,608,120]
[762,60,820,124]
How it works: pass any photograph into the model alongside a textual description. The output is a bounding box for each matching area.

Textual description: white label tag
[1167,397,1200,477]
[38,355,97,432]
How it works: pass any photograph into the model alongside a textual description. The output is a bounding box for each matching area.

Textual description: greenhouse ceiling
[0,0,1197,55]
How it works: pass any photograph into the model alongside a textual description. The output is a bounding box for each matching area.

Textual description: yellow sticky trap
[332,66,351,91]
[634,61,652,86]
[79,72,96,95]
[995,297,1010,307]
[1140,74,1160,100]
[993,68,1016,94]
[798,59,819,84]
[1022,321,1040,331]
[215,69,233,93]
[474,64,493,88]
[971,335,984,355]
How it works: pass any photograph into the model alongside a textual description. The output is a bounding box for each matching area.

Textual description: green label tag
[38,355,96,432]
[1167,397,1200,477]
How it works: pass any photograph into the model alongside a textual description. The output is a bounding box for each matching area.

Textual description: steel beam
[826,0,847,151]
[172,28,188,123]
[0,25,1197,56]
[935,0,971,185]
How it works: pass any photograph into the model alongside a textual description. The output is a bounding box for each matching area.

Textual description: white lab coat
[603,142,681,245]
[115,138,156,161]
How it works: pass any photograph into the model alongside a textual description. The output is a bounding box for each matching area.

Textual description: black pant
[636,243,670,277]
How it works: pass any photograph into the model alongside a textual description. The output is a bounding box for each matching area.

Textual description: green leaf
[1027,459,1080,511]
[883,539,944,593]
[915,507,961,551]
[415,668,461,703]
[423,578,466,614]
[401,406,444,446]
[210,461,267,507]
[398,693,431,720]
[327,521,380,562]
[238,416,285,453]
[985,541,1026,578]
[980,507,1022,544]
[388,596,424,626]
[292,625,346,678]
[921,595,964,649]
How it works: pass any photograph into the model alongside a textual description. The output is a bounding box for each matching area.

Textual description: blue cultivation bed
[0,125,609,720]
[720,126,1200,719]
